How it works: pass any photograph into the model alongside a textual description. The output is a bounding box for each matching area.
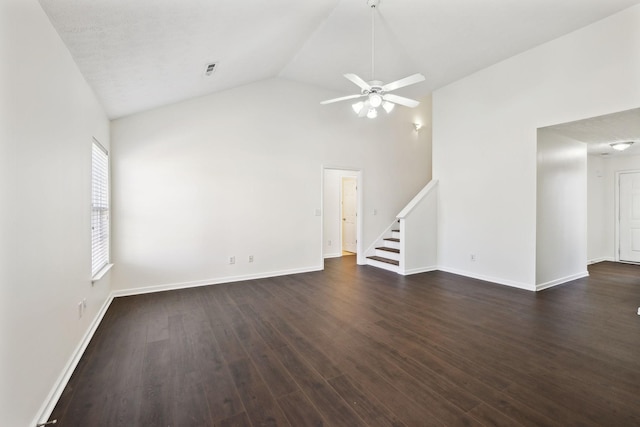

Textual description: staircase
[366,226,401,273]
[364,180,438,275]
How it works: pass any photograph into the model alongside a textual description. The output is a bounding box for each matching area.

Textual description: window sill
[92,263,113,283]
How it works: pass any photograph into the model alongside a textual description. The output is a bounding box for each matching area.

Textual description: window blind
[91,140,109,277]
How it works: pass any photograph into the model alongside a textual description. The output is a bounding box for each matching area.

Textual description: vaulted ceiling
[39,0,640,119]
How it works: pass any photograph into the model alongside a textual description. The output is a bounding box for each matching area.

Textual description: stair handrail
[397,180,438,219]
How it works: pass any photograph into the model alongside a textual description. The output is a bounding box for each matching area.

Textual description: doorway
[618,171,640,263]
[341,177,357,254]
[322,168,364,264]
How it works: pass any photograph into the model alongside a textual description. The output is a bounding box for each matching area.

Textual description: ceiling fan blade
[320,94,365,105]
[381,73,425,92]
[344,73,371,91]
[383,93,420,108]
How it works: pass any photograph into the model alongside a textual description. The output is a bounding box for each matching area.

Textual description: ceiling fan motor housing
[362,81,383,95]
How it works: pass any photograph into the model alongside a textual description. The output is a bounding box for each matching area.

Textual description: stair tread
[367,256,400,266]
[383,238,400,242]
[376,247,400,253]
[392,229,400,232]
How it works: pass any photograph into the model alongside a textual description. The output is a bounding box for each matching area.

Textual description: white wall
[110,80,431,292]
[536,129,587,288]
[587,154,610,263]
[400,181,438,275]
[0,1,111,425]
[433,5,640,290]
[323,169,359,259]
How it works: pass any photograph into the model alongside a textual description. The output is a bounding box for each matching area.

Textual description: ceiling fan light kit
[320,0,425,119]
[369,93,383,107]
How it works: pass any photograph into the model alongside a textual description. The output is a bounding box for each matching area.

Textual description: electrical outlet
[470,254,476,262]
[229,256,235,265]
[328,240,332,246]
[78,302,83,319]
[249,255,254,263]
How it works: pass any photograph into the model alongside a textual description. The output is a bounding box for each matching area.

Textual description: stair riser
[392,231,400,239]
[367,258,399,273]
[375,249,400,261]
[383,240,400,250]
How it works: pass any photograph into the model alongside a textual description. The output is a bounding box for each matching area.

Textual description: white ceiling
[546,108,640,157]
[39,0,640,119]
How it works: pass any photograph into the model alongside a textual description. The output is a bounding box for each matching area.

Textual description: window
[91,139,110,278]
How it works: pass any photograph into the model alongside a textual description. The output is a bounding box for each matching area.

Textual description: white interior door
[342,177,357,253]
[619,172,640,262]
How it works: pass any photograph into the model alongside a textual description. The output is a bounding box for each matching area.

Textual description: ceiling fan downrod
[369,0,378,81]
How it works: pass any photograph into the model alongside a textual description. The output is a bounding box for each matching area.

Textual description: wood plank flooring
[49,258,640,426]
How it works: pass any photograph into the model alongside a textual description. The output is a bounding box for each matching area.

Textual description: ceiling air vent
[203,62,218,77]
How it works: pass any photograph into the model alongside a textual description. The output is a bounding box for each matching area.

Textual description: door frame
[615,169,640,263]
[321,166,364,265]
[341,176,358,254]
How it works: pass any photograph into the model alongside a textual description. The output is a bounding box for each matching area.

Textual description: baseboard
[111,265,324,297]
[437,266,536,291]
[33,294,114,427]
[323,252,342,259]
[536,271,589,291]
[587,257,615,265]
[401,265,439,275]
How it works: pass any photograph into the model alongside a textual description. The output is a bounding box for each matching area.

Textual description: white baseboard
[33,294,114,427]
[437,266,536,291]
[536,271,589,291]
[587,257,615,265]
[323,252,342,259]
[401,265,439,275]
[112,265,324,297]
[366,258,399,273]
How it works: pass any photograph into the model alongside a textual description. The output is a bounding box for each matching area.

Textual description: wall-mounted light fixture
[413,123,423,132]
[610,141,634,151]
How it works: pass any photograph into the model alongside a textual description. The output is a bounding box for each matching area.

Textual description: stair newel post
[398,218,405,274]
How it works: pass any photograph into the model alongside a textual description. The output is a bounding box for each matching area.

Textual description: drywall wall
[399,181,438,275]
[433,5,640,289]
[0,1,111,425]
[587,154,611,263]
[536,129,587,288]
[110,82,431,292]
[323,169,359,259]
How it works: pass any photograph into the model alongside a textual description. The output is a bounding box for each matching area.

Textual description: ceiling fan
[320,0,425,118]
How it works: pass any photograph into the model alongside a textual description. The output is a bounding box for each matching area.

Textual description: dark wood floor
[50,258,640,426]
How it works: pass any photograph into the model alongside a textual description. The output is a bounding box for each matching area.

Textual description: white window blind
[91,140,109,277]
